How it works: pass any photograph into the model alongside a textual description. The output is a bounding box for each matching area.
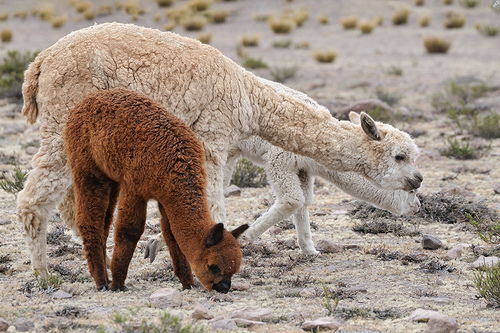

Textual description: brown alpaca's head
[193,223,249,293]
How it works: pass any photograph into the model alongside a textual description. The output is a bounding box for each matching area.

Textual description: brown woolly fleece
[64,88,248,292]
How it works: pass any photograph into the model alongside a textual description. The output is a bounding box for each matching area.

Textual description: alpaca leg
[58,185,81,240]
[143,233,166,263]
[110,192,147,291]
[203,155,226,225]
[245,169,304,242]
[158,203,195,290]
[73,173,115,290]
[17,142,72,275]
[293,171,319,255]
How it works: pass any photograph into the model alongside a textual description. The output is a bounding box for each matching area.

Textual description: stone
[299,288,316,298]
[13,318,34,332]
[472,256,499,270]
[442,245,463,261]
[312,210,330,216]
[191,304,215,320]
[301,317,341,331]
[52,290,72,299]
[269,227,283,235]
[417,297,453,305]
[315,239,343,254]
[224,185,241,197]
[0,318,9,332]
[494,183,500,195]
[410,309,458,332]
[148,288,182,308]
[409,309,439,322]
[25,146,39,155]
[232,318,266,329]
[422,235,443,250]
[231,281,250,291]
[210,318,238,330]
[170,309,184,320]
[230,306,273,321]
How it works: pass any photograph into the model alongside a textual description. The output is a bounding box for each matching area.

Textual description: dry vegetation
[0,0,499,332]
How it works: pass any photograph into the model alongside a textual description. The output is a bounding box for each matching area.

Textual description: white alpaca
[18,23,422,274]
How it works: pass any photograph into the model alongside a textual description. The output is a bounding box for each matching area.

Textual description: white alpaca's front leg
[293,171,318,255]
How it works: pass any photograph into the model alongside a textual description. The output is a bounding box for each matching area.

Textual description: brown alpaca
[64,88,248,292]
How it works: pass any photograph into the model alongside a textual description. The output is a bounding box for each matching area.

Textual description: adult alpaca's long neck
[250,78,363,173]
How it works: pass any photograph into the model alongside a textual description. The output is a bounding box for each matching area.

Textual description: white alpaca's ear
[360,112,383,141]
[349,111,361,124]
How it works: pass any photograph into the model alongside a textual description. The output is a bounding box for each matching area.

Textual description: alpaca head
[192,223,249,293]
[349,111,423,192]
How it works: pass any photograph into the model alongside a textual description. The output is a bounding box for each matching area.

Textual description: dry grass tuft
[156,0,175,7]
[268,17,296,34]
[198,32,211,44]
[74,1,92,13]
[318,15,328,24]
[14,11,28,19]
[340,15,358,29]
[0,29,12,42]
[443,0,453,4]
[475,24,499,36]
[212,10,228,23]
[358,19,376,34]
[51,15,67,28]
[240,34,260,47]
[82,9,96,20]
[313,49,338,63]
[392,7,411,25]
[418,12,430,27]
[188,0,211,12]
[459,0,481,8]
[423,35,452,53]
[180,14,208,30]
[0,13,8,21]
[415,0,425,5]
[443,11,465,29]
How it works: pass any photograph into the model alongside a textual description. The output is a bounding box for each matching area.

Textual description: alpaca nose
[213,279,231,293]
[409,172,423,190]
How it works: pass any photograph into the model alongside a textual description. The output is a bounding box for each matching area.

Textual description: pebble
[224,185,241,197]
[494,183,500,195]
[52,290,72,299]
[191,304,215,320]
[148,288,183,308]
[25,146,39,155]
[231,281,250,291]
[209,318,238,330]
[417,297,453,305]
[0,318,8,332]
[299,287,316,298]
[410,309,458,332]
[471,256,499,270]
[12,318,34,332]
[233,318,266,329]
[442,245,463,261]
[230,306,273,321]
[315,239,343,254]
[301,317,341,331]
[422,234,443,250]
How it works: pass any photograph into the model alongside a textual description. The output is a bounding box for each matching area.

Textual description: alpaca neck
[249,78,365,173]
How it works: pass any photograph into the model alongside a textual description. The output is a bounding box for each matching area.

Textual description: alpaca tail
[22,51,46,124]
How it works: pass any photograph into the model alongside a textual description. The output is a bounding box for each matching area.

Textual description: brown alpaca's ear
[205,223,225,248]
[360,112,383,141]
[231,224,249,239]
[348,111,361,124]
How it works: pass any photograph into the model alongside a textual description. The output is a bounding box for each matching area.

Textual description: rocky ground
[1,0,500,332]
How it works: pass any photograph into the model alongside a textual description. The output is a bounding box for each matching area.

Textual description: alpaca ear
[205,223,225,248]
[360,112,383,141]
[230,224,249,239]
[349,111,361,124]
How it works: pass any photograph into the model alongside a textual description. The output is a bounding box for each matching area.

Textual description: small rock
[0,318,9,332]
[299,288,316,298]
[424,315,458,333]
[231,281,250,291]
[315,239,343,254]
[170,309,184,320]
[472,256,499,270]
[13,318,34,332]
[233,318,266,329]
[52,290,72,299]
[422,235,443,250]
[26,146,39,155]
[230,306,273,321]
[224,185,241,197]
[0,220,12,226]
[269,227,283,235]
[301,317,341,331]
[148,288,183,308]
[312,210,330,216]
[346,285,367,294]
[210,318,238,330]
[331,210,349,215]
[442,245,463,261]
[494,183,500,195]
[342,244,361,250]
[191,304,215,321]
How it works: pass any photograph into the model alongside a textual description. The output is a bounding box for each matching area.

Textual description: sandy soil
[1,0,500,332]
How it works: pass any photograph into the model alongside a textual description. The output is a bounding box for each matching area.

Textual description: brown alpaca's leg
[73,172,116,290]
[110,192,147,292]
[158,203,195,290]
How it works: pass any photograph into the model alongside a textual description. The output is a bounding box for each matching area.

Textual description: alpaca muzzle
[406,172,423,191]
[213,279,231,293]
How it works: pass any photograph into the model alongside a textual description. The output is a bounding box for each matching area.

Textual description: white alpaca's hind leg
[293,171,318,255]
[17,145,72,275]
[58,185,81,241]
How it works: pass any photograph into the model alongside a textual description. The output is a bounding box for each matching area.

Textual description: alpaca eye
[395,154,406,162]
[208,264,221,275]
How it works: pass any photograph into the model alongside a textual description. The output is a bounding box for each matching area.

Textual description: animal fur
[64,88,248,292]
[18,23,422,274]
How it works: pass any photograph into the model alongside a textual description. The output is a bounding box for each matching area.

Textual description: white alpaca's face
[350,112,423,192]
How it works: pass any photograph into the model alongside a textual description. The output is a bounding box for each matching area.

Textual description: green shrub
[269,64,298,83]
[198,32,211,44]
[431,78,490,111]
[474,262,500,308]
[112,311,204,333]
[0,165,28,197]
[318,15,329,24]
[0,50,39,101]
[272,39,292,48]
[459,0,481,7]
[476,24,500,36]
[387,65,403,76]
[419,13,430,27]
[230,158,267,188]
[375,87,401,106]
[447,106,500,139]
[242,57,268,69]
[441,136,490,159]
[358,19,376,34]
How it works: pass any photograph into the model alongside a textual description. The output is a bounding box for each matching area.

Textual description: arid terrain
[1,0,500,332]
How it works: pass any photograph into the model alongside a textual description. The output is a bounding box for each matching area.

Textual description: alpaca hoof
[111,285,128,292]
[144,238,158,263]
[303,249,320,256]
[97,283,110,291]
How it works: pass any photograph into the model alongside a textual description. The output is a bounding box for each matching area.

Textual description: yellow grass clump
[74,1,92,13]
[423,35,452,53]
[443,0,453,4]
[415,0,425,6]
[392,7,410,25]
[188,0,211,12]
[164,21,176,31]
[340,15,358,29]
[0,29,12,42]
[51,15,67,28]
[180,14,208,30]
[98,5,113,16]
[212,10,228,23]
[268,17,296,34]
[443,11,465,29]
[241,34,260,47]
[313,49,338,63]
[0,13,9,21]
[14,10,28,19]
[156,0,175,7]
[419,13,430,27]
[358,19,376,34]
[198,32,212,44]
[83,9,96,20]
[318,15,328,24]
